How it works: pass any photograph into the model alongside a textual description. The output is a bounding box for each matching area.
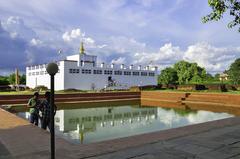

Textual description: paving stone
[0,155,13,159]
[228,153,240,159]
[184,139,224,149]
[196,144,240,159]
[174,143,211,155]
[213,136,240,145]
[0,141,11,156]
[0,141,13,159]
[130,154,156,159]
[197,151,232,159]
[155,147,196,159]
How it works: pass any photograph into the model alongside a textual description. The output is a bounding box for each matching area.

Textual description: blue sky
[0,0,240,75]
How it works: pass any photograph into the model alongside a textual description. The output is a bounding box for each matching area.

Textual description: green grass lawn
[0,89,131,95]
[1,87,240,95]
[0,90,86,95]
[0,91,34,95]
[148,89,240,94]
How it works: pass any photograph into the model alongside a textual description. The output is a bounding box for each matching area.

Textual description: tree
[214,73,220,80]
[189,63,207,84]
[204,73,215,82]
[203,0,240,32]
[174,61,207,84]
[20,74,26,84]
[158,67,178,85]
[8,73,26,85]
[0,76,10,85]
[228,58,240,84]
[8,73,16,85]
[174,61,192,84]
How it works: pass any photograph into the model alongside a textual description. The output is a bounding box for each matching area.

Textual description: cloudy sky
[0,0,240,75]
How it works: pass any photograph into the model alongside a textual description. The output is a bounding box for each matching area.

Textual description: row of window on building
[69,69,155,76]
[28,71,48,76]
[28,63,60,70]
[28,70,60,76]
[28,69,154,76]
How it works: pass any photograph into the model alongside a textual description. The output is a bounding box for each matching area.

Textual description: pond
[16,105,234,144]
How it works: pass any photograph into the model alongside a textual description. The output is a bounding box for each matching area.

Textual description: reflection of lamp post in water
[46,63,59,159]
[140,81,142,91]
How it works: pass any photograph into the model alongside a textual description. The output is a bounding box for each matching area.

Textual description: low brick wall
[0,92,140,105]
[184,93,240,106]
[2,91,240,115]
[141,91,188,109]
[141,91,240,115]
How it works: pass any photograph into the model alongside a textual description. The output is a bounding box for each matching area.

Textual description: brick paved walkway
[1,108,240,159]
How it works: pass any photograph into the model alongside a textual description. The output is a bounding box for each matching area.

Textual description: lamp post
[46,63,59,159]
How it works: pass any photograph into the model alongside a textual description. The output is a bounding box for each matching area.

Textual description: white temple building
[26,43,158,90]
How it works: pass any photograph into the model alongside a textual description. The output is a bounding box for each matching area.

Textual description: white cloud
[183,43,240,72]
[97,44,107,49]
[0,16,58,73]
[62,28,83,42]
[111,57,126,64]
[0,8,239,76]
[9,32,18,38]
[132,43,183,69]
[30,38,43,46]
[84,37,95,45]
[1,16,36,40]
[121,42,239,73]
[62,28,96,53]
[106,36,146,53]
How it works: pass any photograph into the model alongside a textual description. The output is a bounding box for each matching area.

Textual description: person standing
[40,91,57,130]
[27,92,41,126]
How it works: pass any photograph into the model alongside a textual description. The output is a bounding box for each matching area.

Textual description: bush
[33,85,49,91]
[205,84,227,92]
[161,84,177,89]
[129,86,140,92]
[177,84,206,91]
[61,88,86,93]
[195,85,206,90]
[140,85,159,90]
[0,85,12,91]
[225,85,237,91]
[177,85,195,91]
[234,85,240,91]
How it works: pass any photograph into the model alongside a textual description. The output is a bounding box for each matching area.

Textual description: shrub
[62,89,86,92]
[205,84,227,92]
[225,85,237,91]
[234,85,240,91]
[177,84,206,91]
[129,86,140,92]
[0,85,12,91]
[141,85,158,90]
[34,85,48,91]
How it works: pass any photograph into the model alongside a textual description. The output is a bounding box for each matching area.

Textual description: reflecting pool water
[17,105,234,144]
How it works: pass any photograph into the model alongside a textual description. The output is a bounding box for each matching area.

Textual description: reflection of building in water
[54,106,157,143]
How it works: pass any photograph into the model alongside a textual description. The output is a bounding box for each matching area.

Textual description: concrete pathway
[1,108,240,159]
[0,141,12,159]
[87,123,240,159]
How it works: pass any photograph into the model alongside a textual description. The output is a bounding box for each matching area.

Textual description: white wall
[63,62,157,90]
[26,61,65,90]
[26,54,158,91]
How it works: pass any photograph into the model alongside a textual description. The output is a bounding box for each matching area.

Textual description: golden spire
[79,42,85,54]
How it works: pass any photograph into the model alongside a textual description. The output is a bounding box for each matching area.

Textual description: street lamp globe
[47,63,59,75]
